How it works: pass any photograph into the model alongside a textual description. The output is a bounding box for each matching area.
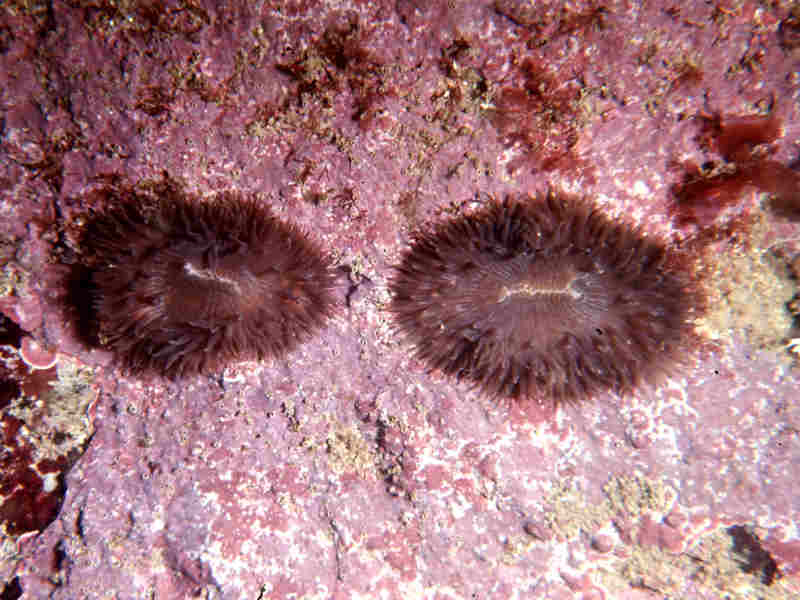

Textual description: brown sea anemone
[390,192,702,404]
[74,183,335,378]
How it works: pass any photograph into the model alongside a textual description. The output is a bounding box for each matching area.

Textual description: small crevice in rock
[728,525,780,585]
[0,576,22,600]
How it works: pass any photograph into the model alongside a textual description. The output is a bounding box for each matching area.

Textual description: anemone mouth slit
[389,192,703,404]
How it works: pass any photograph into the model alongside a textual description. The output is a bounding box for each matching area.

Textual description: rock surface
[1,1,799,599]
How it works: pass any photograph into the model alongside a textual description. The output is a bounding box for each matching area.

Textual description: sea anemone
[390,192,701,404]
[76,183,335,378]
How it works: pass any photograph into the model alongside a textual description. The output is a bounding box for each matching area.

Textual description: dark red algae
[671,113,800,225]
[72,182,336,378]
[390,192,704,404]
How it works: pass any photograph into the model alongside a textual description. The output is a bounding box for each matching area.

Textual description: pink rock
[591,533,615,554]
[1,1,799,598]
[664,510,687,529]
[524,520,553,542]
[560,569,589,592]
[763,531,800,576]
[582,587,606,600]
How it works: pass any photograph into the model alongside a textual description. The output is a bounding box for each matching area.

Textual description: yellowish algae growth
[1,358,97,568]
[603,475,673,515]
[502,534,534,565]
[537,475,795,599]
[544,475,673,541]
[0,240,24,297]
[544,479,615,539]
[0,264,22,297]
[7,357,97,462]
[609,529,794,600]
[325,425,377,480]
[694,216,797,351]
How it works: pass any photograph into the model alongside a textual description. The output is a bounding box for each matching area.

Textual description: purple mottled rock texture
[1,1,799,599]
